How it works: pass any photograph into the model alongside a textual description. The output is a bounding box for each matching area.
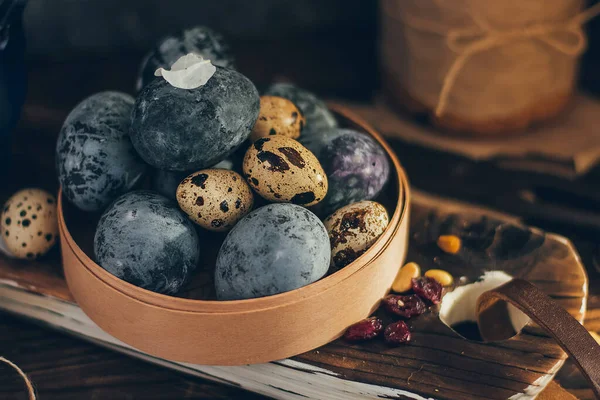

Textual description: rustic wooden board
[0,192,588,399]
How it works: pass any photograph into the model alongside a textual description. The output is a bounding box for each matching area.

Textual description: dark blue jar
[0,0,27,178]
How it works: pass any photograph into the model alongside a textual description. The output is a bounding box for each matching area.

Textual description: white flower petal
[154,53,216,89]
[170,53,205,71]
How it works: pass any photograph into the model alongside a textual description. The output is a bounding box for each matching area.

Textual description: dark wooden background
[21,0,379,101]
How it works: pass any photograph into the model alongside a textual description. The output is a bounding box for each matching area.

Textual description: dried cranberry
[382,294,427,318]
[344,317,384,342]
[384,321,411,344]
[412,277,443,304]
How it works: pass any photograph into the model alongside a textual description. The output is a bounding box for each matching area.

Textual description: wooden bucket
[58,105,411,366]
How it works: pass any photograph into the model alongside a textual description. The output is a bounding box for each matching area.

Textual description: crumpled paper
[155,53,216,89]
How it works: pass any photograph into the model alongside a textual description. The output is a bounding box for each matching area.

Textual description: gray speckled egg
[94,191,200,295]
[301,128,390,217]
[56,92,147,212]
[137,26,235,91]
[215,203,330,300]
[176,169,254,232]
[242,136,327,206]
[265,83,337,134]
[1,189,58,260]
[324,201,389,270]
[131,68,260,172]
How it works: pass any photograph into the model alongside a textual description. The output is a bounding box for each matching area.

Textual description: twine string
[0,357,36,400]
[384,1,600,116]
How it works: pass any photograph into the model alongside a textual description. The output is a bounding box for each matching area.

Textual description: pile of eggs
[52,26,392,300]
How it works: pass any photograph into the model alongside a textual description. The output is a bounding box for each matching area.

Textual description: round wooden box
[58,105,410,366]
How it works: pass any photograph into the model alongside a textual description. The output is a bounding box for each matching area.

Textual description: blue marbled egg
[301,128,390,217]
[137,26,235,91]
[130,68,259,172]
[265,83,338,135]
[56,92,147,212]
[215,203,330,300]
[94,191,200,295]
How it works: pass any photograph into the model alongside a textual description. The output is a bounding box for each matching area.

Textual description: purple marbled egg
[301,128,390,217]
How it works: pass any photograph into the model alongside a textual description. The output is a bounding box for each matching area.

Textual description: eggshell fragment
[154,53,216,90]
[1,189,58,260]
[137,25,235,91]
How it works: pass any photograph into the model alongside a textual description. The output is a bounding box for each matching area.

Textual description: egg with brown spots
[176,169,254,232]
[242,136,327,206]
[250,96,305,142]
[324,201,388,270]
[1,188,58,259]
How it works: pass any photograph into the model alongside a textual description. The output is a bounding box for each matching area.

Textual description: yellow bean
[425,269,453,286]
[392,262,421,293]
[590,331,600,345]
[437,235,461,254]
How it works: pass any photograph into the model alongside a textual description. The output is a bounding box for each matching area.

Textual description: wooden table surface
[0,314,267,400]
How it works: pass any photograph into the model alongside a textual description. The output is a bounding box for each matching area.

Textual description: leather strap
[477,279,600,398]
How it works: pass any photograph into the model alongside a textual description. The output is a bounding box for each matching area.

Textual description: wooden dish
[57,105,411,366]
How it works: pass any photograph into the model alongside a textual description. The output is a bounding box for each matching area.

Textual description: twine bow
[388,2,600,117]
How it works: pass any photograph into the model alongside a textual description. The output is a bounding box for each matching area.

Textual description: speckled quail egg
[176,169,254,232]
[250,96,305,142]
[151,158,238,201]
[324,201,389,270]
[1,189,58,260]
[242,136,327,206]
[265,83,337,135]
